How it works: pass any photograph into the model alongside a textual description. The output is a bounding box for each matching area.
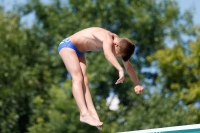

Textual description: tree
[147,30,200,123]
[0,0,198,132]
[0,5,64,133]
[21,0,197,131]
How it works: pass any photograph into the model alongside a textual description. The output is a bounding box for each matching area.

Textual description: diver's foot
[80,113,103,127]
[96,125,102,130]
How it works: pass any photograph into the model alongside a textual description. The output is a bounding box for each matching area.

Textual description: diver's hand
[134,85,144,94]
[115,70,124,84]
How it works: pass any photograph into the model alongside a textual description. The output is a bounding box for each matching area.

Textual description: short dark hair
[118,38,135,61]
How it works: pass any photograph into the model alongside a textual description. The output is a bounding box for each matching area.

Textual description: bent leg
[59,48,102,126]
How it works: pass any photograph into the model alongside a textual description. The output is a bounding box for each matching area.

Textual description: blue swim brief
[57,37,84,57]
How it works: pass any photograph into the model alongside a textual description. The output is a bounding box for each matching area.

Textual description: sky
[175,0,200,25]
[0,0,200,26]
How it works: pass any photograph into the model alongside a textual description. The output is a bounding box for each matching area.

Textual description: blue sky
[0,0,200,26]
[175,0,200,25]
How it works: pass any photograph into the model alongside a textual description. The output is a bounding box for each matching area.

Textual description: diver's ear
[113,42,119,46]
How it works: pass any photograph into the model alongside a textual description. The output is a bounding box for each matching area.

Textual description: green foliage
[0,10,30,133]
[0,0,199,132]
[0,7,64,133]
[28,82,79,133]
[147,27,200,124]
[148,35,200,106]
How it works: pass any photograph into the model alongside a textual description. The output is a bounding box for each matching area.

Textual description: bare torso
[69,27,117,52]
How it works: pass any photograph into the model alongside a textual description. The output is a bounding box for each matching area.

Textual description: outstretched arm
[122,60,144,94]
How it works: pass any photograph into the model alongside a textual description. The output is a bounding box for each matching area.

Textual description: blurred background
[0,0,200,133]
